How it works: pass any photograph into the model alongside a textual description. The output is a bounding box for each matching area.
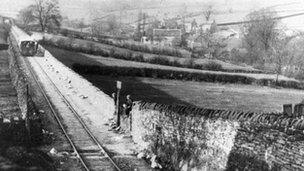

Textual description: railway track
[24,56,122,171]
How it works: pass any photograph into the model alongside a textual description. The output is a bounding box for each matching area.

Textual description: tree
[77,19,86,33]
[203,32,228,59]
[281,33,304,80]
[19,0,62,32]
[107,15,119,35]
[191,31,228,59]
[242,8,279,66]
[17,6,35,27]
[91,15,120,36]
[270,34,295,83]
[203,4,214,22]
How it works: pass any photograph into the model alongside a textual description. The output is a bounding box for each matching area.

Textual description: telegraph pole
[143,13,146,36]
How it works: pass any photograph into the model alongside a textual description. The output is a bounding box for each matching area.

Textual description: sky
[1,0,304,31]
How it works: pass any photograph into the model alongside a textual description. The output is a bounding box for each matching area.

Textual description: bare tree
[242,8,279,66]
[203,4,214,22]
[17,6,35,27]
[19,0,62,32]
[280,33,304,79]
[107,15,119,36]
[270,34,295,83]
[35,0,62,31]
[77,19,86,33]
[91,15,120,36]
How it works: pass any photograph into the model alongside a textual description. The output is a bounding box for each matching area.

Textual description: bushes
[148,56,171,66]
[201,61,223,71]
[133,54,144,62]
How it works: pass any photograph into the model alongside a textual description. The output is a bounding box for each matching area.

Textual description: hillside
[44,45,296,82]
[40,32,263,73]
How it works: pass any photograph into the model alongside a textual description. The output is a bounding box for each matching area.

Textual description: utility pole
[182,3,187,34]
[143,13,146,36]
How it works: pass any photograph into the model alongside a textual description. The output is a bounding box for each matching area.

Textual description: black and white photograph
[1,0,304,170]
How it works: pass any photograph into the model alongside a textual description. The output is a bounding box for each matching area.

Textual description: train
[10,25,38,56]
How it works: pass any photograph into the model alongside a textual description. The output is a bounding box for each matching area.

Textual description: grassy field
[45,45,296,82]
[84,75,304,113]
[44,46,304,113]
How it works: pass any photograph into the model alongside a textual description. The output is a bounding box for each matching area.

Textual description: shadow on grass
[44,45,100,68]
[45,45,193,106]
[84,75,192,106]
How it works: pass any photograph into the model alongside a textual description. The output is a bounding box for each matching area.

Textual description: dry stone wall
[131,102,239,170]
[7,34,36,119]
[131,101,304,170]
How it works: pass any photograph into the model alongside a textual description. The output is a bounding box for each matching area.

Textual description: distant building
[141,36,151,44]
[152,29,182,47]
[191,19,198,33]
[186,28,242,50]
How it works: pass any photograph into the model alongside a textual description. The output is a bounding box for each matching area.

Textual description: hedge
[56,28,186,57]
[72,63,256,84]
[71,63,304,90]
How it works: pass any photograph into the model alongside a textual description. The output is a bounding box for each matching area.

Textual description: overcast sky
[1,0,304,30]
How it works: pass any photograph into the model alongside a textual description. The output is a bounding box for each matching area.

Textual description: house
[141,36,152,44]
[152,29,181,47]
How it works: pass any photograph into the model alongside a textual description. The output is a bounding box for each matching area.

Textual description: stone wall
[227,125,304,171]
[8,34,37,119]
[8,32,43,144]
[130,101,304,170]
[131,102,239,170]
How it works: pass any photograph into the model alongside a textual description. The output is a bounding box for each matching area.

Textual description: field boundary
[135,101,304,130]
[71,63,304,90]
[130,101,304,170]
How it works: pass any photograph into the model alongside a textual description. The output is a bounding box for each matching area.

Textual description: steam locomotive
[10,25,38,56]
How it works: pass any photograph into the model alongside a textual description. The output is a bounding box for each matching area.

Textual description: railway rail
[24,56,122,171]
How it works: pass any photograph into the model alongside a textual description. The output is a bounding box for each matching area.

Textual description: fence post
[283,104,293,117]
[25,84,31,143]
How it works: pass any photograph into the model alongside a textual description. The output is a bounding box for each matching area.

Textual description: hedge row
[58,28,186,57]
[41,39,111,57]
[72,63,304,90]
[41,38,227,72]
[136,101,304,131]
[72,63,255,84]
